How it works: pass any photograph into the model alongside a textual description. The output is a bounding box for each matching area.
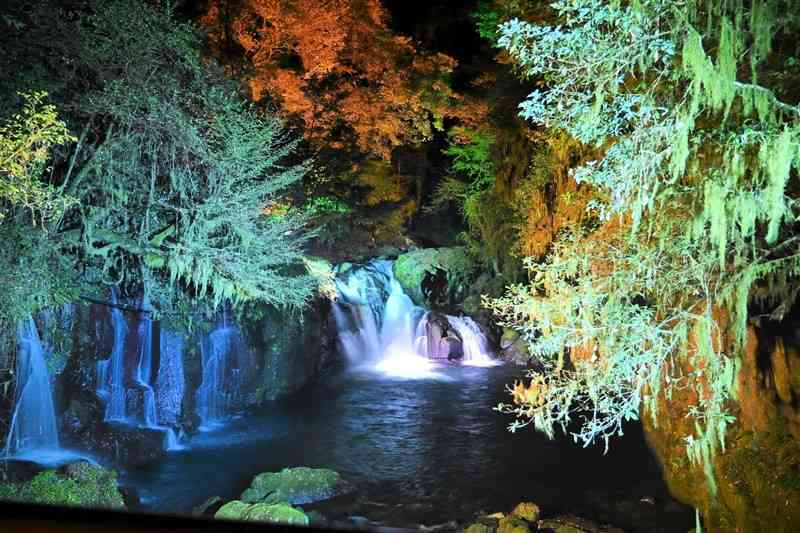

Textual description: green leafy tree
[53,0,317,317]
[487,0,800,496]
[0,92,80,329]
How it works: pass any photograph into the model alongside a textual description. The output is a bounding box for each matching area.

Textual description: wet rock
[511,502,540,522]
[81,422,167,468]
[193,495,223,516]
[0,459,44,484]
[119,485,140,509]
[240,466,352,505]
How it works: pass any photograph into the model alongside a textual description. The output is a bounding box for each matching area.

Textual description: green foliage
[0,91,77,224]
[0,463,124,508]
[429,127,505,268]
[492,0,800,496]
[56,0,316,317]
[472,1,504,45]
[305,196,351,217]
[0,92,80,327]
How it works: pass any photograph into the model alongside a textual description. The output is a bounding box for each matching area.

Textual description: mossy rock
[393,247,472,307]
[241,466,351,505]
[497,515,532,533]
[215,500,309,526]
[244,502,309,525]
[215,500,252,520]
[0,461,124,508]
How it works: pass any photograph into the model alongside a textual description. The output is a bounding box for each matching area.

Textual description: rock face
[251,299,335,402]
[0,460,124,509]
[0,290,336,470]
[641,311,800,532]
[418,312,464,361]
[240,467,353,505]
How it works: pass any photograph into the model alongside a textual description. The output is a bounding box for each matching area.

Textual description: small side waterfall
[196,320,246,427]
[4,316,60,456]
[333,259,497,378]
[97,292,127,421]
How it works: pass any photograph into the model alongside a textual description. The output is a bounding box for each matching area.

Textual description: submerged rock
[240,466,352,505]
[214,500,309,526]
[0,460,124,508]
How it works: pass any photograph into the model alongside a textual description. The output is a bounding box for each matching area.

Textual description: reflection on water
[121,365,693,532]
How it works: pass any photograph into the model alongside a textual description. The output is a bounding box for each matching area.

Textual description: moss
[241,467,347,505]
[0,462,124,508]
[244,502,309,525]
[214,500,309,526]
[215,500,252,520]
[393,247,473,306]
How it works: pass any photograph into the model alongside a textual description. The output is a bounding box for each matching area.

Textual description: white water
[97,289,127,421]
[96,290,183,450]
[4,317,60,457]
[196,321,246,428]
[333,260,497,379]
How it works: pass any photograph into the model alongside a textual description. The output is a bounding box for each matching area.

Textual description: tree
[0,92,80,329]
[0,0,319,323]
[200,0,488,161]
[485,0,800,496]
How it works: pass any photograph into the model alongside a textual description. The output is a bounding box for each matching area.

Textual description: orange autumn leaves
[201,0,487,160]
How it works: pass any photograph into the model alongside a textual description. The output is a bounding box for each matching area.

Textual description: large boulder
[0,460,124,508]
[240,466,352,505]
[80,422,168,468]
[393,247,473,310]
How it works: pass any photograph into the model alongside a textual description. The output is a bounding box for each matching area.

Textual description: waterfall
[196,321,245,427]
[96,290,127,421]
[447,316,497,367]
[95,290,183,450]
[4,316,60,456]
[333,259,497,378]
[136,295,158,427]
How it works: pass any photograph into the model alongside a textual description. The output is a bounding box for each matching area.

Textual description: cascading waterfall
[333,259,497,378]
[96,290,182,450]
[4,316,60,457]
[196,319,246,428]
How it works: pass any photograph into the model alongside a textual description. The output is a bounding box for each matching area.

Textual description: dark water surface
[122,365,693,532]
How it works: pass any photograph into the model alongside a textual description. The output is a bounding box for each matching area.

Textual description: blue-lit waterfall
[195,317,247,428]
[96,292,183,450]
[3,317,60,458]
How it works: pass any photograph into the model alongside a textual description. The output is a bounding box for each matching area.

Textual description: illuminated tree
[201,0,487,160]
